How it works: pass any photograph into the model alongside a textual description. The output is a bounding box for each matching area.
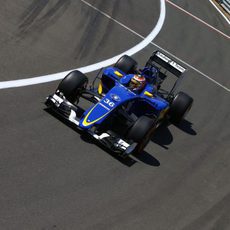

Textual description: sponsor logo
[110,94,120,102]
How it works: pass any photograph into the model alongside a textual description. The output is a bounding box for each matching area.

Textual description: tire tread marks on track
[75,0,122,60]
[18,0,71,38]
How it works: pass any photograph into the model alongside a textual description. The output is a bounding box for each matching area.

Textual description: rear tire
[114,55,137,74]
[169,92,193,124]
[57,70,88,103]
[127,116,156,154]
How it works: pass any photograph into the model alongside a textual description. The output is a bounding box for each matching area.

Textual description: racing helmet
[129,74,146,91]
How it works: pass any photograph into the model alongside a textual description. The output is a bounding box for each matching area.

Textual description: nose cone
[79,102,111,129]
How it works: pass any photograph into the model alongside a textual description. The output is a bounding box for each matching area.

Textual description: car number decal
[103,98,115,108]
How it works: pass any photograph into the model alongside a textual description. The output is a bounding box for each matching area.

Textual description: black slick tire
[114,55,137,74]
[127,116,156,154]
[57,70,88,103]
[169,92,193,124]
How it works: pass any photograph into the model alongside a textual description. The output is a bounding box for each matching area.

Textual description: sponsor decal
[110,94,121,102]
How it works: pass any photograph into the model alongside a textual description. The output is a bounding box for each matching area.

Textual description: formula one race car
[45,51,193,157]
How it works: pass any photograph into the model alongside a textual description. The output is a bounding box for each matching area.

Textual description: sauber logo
[110,94,121,102]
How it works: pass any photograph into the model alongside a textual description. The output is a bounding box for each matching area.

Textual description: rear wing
[146,51,186,78]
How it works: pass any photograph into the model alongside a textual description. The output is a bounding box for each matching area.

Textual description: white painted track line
[167,0,230,40]
[208,0,230,25]
[0,0,166,89]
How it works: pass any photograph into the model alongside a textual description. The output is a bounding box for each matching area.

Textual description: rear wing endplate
[147,51,186,77]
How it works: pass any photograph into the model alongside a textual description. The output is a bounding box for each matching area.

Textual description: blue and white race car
[45,51,193,157]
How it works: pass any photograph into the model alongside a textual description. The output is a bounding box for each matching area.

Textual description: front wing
[45,93,136,157]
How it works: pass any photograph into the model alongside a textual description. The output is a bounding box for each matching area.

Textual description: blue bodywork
[79,67,169,129]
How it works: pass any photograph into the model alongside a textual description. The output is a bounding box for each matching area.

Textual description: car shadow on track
[151,123,173,150]
[175,119,197,136]
[151,119,197,149]
[132,151,160,167]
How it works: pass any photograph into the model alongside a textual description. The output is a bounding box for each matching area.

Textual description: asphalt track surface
[0,0,229,229]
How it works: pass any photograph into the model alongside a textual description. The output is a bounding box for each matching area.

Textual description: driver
[128,74,146,92]
[120,74,146,93]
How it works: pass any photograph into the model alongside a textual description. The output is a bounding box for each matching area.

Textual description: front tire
[57,70,88,103]
[127,116,156,154]
[169,92,193,124]
[114,55,137,74]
